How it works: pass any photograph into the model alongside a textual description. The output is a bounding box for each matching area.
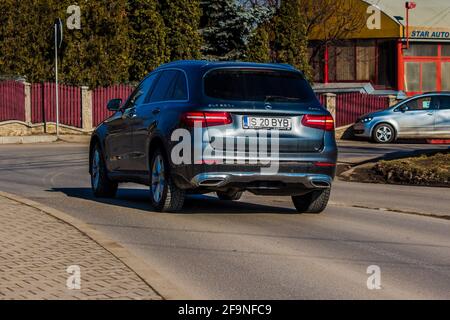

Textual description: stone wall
[0,121,92,136]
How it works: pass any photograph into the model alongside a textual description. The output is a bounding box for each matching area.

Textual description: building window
[321,40,378,83]
[442,44,450,57]
[404,43,438,57]
[405,62,420,92]
[308,46,324,82]
[356,40,376,81]
[421,62,437,92]
[404,62,437,93]
[442,62,450,91]
[335,44,355,81]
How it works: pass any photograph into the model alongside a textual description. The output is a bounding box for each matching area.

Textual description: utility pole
[405,2,417,50]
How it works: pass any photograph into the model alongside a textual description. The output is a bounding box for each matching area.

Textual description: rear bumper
[191,172,332,188]
[169,130,337,195]
[171,162,336,196]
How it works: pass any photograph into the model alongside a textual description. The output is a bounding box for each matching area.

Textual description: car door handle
[152,108,161,115]
[427,112,434,116]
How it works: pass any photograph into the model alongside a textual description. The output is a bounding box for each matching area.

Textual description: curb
[0,135,91,145]
[338,162,374,181]
[0,135,57,144]
[0,190,189,300]
[329,200,450,220]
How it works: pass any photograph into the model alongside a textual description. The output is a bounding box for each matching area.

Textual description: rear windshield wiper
[264,95,302,103]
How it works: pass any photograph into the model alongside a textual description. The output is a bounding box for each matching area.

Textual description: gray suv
[354,92,450,143]
[89,61,337,213]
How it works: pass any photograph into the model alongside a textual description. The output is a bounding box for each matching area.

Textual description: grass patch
[372,152,450,187]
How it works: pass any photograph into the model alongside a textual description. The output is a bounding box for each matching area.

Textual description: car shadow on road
[49,187,297,214]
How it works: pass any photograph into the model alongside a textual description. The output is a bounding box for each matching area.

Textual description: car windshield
[204,69,317,103]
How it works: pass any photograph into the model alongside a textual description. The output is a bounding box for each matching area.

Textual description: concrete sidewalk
[0,194,161,300]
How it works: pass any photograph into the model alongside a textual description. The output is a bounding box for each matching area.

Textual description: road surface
[0,142,449,299]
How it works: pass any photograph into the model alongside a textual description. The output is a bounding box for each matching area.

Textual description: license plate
[243,116,292,130]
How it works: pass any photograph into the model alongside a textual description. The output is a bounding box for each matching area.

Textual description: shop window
[403,43,438,57]
[421,62,437,92]
[442,44,450,57]
[335,44,355,81]
[356,41,376,81]
[405,62,420,92]
[328,46,337,81]
[308,46,324,82]
[442,63,450,91]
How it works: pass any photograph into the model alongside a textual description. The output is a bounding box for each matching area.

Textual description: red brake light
[314,162,336,167]
[180,112,205,127]
[301,114,334,131]
[181,112,232,127]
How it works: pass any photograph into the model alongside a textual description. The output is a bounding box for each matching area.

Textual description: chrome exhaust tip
[197,178,225,187]
[310,180,331,188]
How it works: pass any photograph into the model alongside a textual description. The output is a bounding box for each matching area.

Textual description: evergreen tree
[0,0,57,82]
[245,23,271,63]
[128,0,169,81]
[200,0,272,61]
[0,1,131,87]
[272,0,311,79]
[159,0,202,61]
[60,0,131,87]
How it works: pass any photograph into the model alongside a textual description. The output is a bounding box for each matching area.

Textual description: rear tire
[217,191,243,201]
[91,143,118,198]
[372,123,396,144]
[150,148,185,212]
[292,189,331,214]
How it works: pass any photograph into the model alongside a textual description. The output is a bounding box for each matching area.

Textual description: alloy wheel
[151,154,165,203]
[375,125,393,143]
[92,149,100,190]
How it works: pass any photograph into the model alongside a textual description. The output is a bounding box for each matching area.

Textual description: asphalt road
[0,142,449,299]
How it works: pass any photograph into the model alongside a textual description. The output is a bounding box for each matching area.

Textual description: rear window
[204,69,316,102]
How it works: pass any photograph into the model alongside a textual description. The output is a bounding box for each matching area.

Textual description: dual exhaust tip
[197,178,331,189]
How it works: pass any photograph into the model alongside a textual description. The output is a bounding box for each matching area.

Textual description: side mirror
[107,98,122,112]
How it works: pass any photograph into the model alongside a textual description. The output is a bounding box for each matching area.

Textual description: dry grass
[372,152,450,187]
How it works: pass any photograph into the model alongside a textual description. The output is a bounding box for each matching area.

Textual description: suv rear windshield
[204,69,316,102]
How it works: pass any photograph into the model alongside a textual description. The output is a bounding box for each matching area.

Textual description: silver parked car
[353,93,450,143]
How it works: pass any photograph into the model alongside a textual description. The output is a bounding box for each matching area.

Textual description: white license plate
[243,116,292,130]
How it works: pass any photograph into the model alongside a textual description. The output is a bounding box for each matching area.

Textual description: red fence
[92,85,134,127]
[335,93,389,127]
[0,81,25,122]
[31,83,82,128]
[3,81,389,131]
[317,94,326,106]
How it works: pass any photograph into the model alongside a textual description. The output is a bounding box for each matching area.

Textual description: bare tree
[299,0,367,64]
[246,0,366,60]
